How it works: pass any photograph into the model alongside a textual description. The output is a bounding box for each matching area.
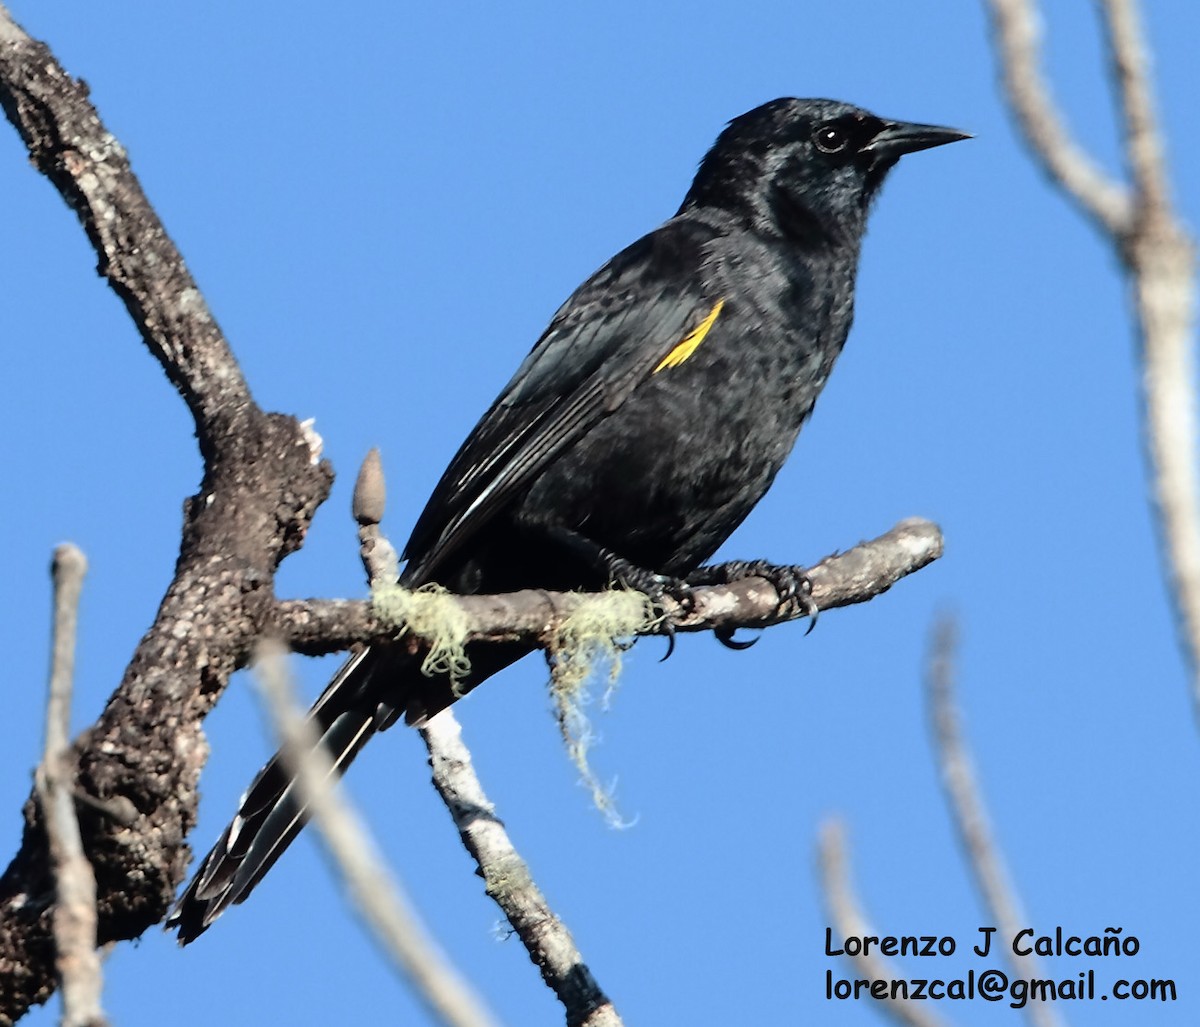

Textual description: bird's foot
[687,560,818,648]
[606,557,695,661]
[608,556,695,610]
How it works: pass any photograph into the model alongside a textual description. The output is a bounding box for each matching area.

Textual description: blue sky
[2,2,1198,1024]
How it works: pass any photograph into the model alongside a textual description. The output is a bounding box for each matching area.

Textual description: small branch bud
[353,447,387,526]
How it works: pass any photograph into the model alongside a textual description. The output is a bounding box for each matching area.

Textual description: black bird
[169,98,967,941]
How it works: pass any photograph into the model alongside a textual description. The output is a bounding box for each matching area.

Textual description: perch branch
[277,517,945,656]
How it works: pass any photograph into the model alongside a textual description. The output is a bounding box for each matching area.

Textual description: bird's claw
[606,558,694,659]
[610,559,695,612]
[746,562,816,629]
[659,621,677,661]
[714,625,759,650]
[766,565,818,633]
[797,577,819,635]
[688,559,819,640]
[732,561,810,611]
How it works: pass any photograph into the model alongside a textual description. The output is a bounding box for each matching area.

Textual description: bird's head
[680,97,969,246]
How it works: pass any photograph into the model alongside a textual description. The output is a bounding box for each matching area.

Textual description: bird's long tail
[167,641,524,943]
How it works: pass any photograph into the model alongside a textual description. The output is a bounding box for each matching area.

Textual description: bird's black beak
[862,120,972,160]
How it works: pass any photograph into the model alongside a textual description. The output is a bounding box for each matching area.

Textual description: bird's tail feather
[169,639,528,942]
[167,648,397,942]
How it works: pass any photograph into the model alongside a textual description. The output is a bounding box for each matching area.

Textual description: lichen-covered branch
[278,517,944,656]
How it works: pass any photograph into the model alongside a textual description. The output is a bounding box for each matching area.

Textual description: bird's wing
[402,219,725,583]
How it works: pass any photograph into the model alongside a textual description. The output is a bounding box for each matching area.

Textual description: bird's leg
[538,523,695,609]
[605,554,696,611]
[686,560,818,648]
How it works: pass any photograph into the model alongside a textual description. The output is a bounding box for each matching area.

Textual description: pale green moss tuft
[371,583,472,687]
[547,589,658,826]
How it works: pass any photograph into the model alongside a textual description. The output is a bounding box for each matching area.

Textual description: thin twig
[422,712,622,1027]
[983,0,1132,235]
[1101,0,1168,214]
[254,643,499,1027]
[926,617,1063,1027]
[36,545,108,1027]
[817,821,948,1027]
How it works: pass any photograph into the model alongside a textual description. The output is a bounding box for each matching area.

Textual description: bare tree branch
[926,618,1062,1027]
[1098,0,1200,720]
[0,13,249,441]
[255,645,500,1027]
[422,712,622,1027]
[985,0,1200,718]
[277,517,945,657]
[0,9,332,1021]
[817,821,949,1027]
[35,545,108,1027]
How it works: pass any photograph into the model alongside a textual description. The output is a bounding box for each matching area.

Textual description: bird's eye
[813,123,851,154]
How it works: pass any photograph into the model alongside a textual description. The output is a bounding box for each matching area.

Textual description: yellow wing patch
[653,299,725,373]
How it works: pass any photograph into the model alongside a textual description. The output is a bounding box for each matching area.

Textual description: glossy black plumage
[168,98,966,942]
